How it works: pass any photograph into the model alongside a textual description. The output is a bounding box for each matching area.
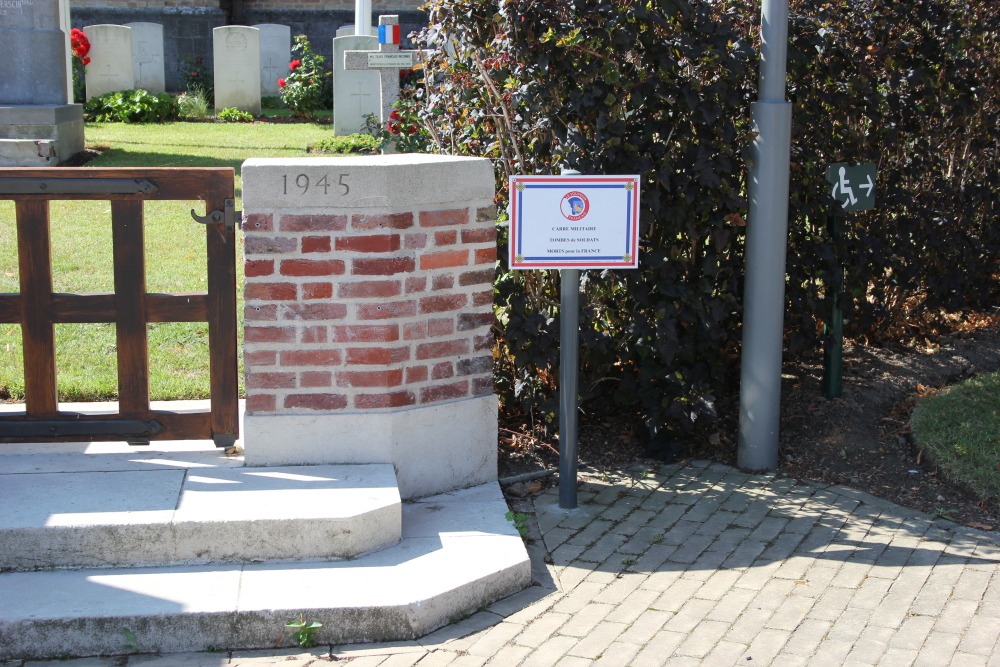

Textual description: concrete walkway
[5,460,1000,666]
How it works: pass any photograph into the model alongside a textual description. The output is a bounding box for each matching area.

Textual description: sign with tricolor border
[509,175,641,270]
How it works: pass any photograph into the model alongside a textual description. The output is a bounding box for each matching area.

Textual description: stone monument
[240,154,499,499]
[83,24,135,100]
[125,22,165,94]
[213,26,261,115]
[254,24,290,99]
[0,0,84,166]
[332,33,380,135]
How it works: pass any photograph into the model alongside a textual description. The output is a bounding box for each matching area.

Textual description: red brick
[462,227,498,244]
[404,233,427,249]
[246,394,276,412]
[458,312,494,331]
[434,230,457,246]
[245,304,278,321]
[420,294,467,314]
[300,326,327,344]
[474,332,494,351]
[474,247,497,264]
[406,276,427,293]
[416,339,471,360]
[420,250,469,270]
[460,269,494,287]
[356,300,417,320]
[282,303,348,320]
[331,324,399,343]
[472,290,493,307]
[281,350,343,366]
[419,208,468,227]
[336,234,401,253]
[432,362,454,380]
[284,393,348,410]
[472,377,494,396]
[300,371,333,388]
[280,259,346,277]
[352,212,414,230]
[457,356,493,376]
[242,213,273,232]
[244,236,297,255]
[280,214,347,232]
[337,369,404,388]
[246,326,296,343]
[405,365,428,383]
[245,282,297,301]
[352,257,415,276]
[303,282,333,300]
[420,380,469,403]
[354,391,416,409]
[346,347,410,365]
[245,259,274,277]
[245,350,277,366]
[302,236,332,253]
[248,372,296,389]
[427,317,455,337]
[339,280,402,299]
[431,273,455,290]
[403,321,426,340]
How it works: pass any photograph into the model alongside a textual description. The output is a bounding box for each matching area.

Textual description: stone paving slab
[7,461,1000,666]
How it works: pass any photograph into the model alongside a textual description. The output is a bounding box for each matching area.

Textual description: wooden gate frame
[0,167,239,447]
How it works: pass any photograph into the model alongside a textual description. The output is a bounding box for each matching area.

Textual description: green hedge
[408,0,999,446]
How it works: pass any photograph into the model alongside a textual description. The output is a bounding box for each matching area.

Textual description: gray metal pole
[737,0,792,471]
[558,167,581,509]
[558,268,581,509]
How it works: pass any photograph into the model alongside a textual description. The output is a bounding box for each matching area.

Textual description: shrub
[310,133,381,154]
[279,35,332,118]
[70,28,90,104]
[216,107,254,123]
[84,89,180,123]
[180,54,213,102]
[177,89,210,119]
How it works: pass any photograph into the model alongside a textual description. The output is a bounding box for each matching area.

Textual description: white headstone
[336,25,377,38]
[332,34,380,136]
[254,24,291,98]
[125,22,165,94]
[83,25,135,101]
[213,26,261,114]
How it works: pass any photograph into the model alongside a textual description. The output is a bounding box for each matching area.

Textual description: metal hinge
[0,177,158,196]
[191,198,242,232]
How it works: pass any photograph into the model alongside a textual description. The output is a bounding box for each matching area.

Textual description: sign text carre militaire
[509,175,641,270]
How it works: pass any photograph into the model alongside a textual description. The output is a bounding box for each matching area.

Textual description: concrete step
[0,462,402,570]
[0,483,531,660]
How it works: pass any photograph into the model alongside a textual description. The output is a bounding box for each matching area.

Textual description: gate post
[240,155,498,499]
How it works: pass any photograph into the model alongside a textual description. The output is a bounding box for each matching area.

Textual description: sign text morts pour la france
[509,175,641,270]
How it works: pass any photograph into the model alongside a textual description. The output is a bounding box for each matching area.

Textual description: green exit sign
[826,163,876,213]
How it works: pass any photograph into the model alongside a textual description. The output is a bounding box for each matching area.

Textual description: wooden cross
[343,15,420,128]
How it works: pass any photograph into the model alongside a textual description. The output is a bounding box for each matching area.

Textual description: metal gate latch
[191,198,241,231]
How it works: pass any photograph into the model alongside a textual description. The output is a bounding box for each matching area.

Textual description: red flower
[70,27,90,60]
[387,109,402,135]
[278,78,286,88]
[289,59,302,71]
[81,57,91,66]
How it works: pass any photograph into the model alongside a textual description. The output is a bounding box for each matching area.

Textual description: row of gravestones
[81,23,389,135]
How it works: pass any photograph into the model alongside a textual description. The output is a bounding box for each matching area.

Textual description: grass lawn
[911,371,1000,512]
[0,118,352,402]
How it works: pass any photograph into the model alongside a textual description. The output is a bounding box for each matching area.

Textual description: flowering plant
[70,28,90,103]
[180,53,214,101]
[278,35,331,118]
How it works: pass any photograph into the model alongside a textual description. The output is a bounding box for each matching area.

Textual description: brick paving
[11,461,1000,667]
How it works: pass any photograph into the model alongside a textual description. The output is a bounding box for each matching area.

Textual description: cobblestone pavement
[11,461,1000,667]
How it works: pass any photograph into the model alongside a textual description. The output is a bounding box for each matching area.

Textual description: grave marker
[255,24,291,98]
[125,22,165,94]
[332,34,380,135]
[213,26,261,115]
[83,24,134,101]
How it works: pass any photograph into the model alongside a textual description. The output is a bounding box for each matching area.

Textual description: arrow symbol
[860,174,874,198]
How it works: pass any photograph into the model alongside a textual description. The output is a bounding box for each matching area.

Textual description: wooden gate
[0,168,239,447]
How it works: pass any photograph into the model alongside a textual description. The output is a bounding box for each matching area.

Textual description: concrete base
[0,104,85,166]
[244,395,499,500]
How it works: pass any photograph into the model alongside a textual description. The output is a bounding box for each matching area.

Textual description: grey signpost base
[559,268,581,509]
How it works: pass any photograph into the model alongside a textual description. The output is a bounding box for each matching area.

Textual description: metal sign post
[509,172,640,509]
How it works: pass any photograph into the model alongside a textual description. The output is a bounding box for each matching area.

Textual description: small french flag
[378,24,401,45]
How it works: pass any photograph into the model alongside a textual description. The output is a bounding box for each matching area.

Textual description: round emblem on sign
[560,191,590,221]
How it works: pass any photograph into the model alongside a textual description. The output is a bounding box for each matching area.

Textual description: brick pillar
[240,155,497,499]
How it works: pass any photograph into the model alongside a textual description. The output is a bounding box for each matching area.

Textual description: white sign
[367,52,415,68]
[509,175,640,270]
